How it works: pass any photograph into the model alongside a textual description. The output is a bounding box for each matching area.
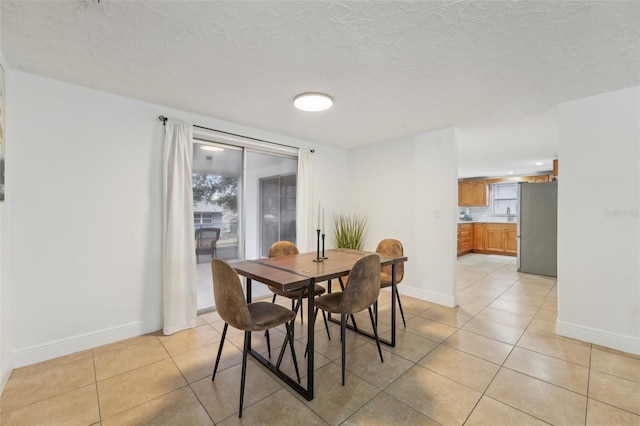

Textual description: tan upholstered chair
[376,239,406,327]
[267,241,326,324]
[211,258,300,418]
[313,253,384,385]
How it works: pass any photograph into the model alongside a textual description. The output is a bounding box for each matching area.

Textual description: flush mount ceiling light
[293,93,333,112]
[201,145,224,152]
[535,161,544,166]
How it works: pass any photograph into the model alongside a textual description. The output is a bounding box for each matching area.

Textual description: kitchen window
[492,182,518,216]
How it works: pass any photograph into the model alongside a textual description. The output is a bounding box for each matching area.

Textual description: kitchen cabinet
[458,180,488,206]
[457,223,473,256]
[472,181,488,205]
[484,225,506,252]
[505,226,518,254]
[473,223,485,250]
[459,222,517,256]
[519,175,550,183]
[481,223,517,255]
[458,181,471,206]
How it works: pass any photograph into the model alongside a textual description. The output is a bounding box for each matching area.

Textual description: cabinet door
[473,224,484,250]
[471,181,488,206]
[484,226,506,252]
[458,181,471,206]
[533,175,550,182]
[460,226,472,251]
[505,225,518,254]
[458,224,472,254]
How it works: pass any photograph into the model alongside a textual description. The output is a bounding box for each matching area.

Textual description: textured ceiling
[1,0,639,173]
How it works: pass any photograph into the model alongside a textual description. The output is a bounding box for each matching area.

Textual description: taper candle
[317,201,321,229]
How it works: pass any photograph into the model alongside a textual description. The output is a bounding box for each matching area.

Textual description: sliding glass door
[193,140,297,311]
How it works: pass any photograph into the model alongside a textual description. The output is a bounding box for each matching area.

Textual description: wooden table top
[231,249,407,292]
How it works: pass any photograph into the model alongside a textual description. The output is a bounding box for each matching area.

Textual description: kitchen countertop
[458,220,517,224]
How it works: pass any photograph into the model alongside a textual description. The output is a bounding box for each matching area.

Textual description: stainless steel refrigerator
[517,181,558,277]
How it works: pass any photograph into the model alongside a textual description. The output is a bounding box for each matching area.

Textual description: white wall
[347,128,459,306]
[0,51,10,392]
[557,86,640,354]
[5,71,348,368]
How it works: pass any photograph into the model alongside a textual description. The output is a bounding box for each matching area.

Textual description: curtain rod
[158,115,314,153]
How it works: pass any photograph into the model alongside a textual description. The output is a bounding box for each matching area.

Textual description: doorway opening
[192,140,298,311]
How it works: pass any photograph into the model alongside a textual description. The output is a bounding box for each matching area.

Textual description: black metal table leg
[244,277,315,401]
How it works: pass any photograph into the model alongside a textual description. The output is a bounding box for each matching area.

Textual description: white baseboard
[12,317,163,368]
[556,320,640,356]
[388,285,457,307]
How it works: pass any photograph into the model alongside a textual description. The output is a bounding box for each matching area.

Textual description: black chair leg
[299,300,304,324]
[305,307,320,358]
[396,290,407,327]
[341,314,347,386]
[349,314,359,331]
[368,307,384,363]
[374,300,379,327]
[265,295,278,339]
[321,310,330,341]
[292,291,305,325]
[266,329,271,358]
[239,331,250,418]
[338,278,358,331]
[212,323,228,380]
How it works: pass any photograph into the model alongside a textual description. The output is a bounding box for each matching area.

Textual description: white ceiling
[2,0,639,177]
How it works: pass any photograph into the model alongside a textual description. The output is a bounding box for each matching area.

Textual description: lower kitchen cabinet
[473,223,485,250]
[457,223,473,256]
[505,226,518,254]
[461,222,517,256]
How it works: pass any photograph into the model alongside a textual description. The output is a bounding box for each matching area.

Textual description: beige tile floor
[2,253,639,425]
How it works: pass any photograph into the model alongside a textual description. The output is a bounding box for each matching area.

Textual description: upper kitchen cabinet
[458,180,488,206]
[520,174,551,183]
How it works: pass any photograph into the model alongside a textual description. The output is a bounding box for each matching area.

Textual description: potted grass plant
[333,213,367,250]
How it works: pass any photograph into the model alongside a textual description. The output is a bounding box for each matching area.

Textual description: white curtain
[162,119,197,335]
[296,149,313,252]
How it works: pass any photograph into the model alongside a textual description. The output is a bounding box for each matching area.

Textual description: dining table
[229,248,408,401]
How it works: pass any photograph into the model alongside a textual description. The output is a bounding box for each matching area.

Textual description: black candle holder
[313,229,323,262]
[321,233,328,259]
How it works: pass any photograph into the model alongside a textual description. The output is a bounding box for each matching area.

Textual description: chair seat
[314,292,351,314]
[268,284,326,299]
[247,302,296,331]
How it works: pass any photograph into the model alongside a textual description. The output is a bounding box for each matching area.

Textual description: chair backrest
[376,239,404,284]
[337,253,381,313]
[196,228,220,248]
[211,258,255,330]
[269,241,299,257]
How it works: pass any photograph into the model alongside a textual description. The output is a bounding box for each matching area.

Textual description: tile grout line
[584,346,593,426]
